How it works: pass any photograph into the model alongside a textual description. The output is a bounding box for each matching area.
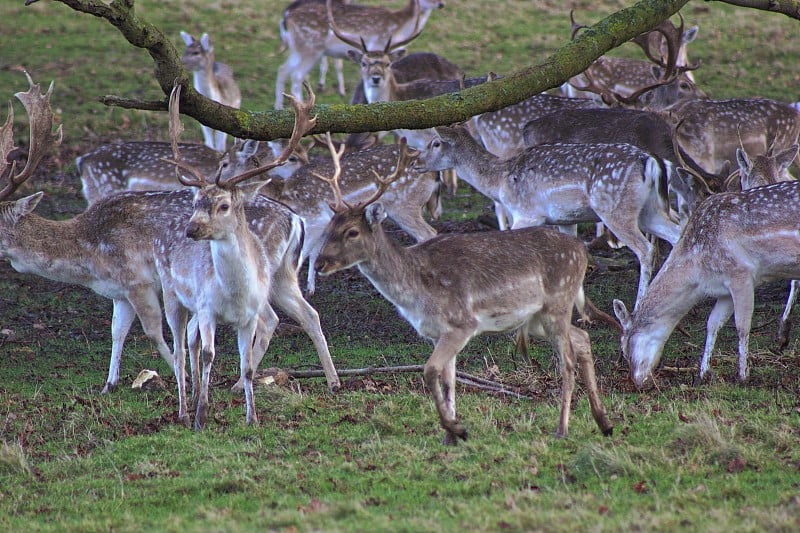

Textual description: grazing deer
[659,98,800,178]
[614,180,800,387]
[275,0,445,109]
[313,135,614,442]
[180,31,241,151]
[1,75,339,396]
[414,125,681,310]
[521,107,706,224]
[264,137,440,294]
[564,12,700,106]
[76,139,309,205]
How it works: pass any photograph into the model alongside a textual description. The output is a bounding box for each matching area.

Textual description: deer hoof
[100,381,117,394]
[693,370,713,387]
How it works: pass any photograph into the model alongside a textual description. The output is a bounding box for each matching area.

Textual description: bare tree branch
[22,0,706,140]
[711,0,800,20]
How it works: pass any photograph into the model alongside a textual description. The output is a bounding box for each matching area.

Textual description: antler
[164,83,209,188]
[671,119,720,193]
[0,71,63,201]
[312,131,349,213]
[569,9,590,40]
[217,82,317,187]
[360,136,418,207]
[327,0,423,54]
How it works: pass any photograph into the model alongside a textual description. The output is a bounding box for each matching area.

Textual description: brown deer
[180,31,241,151]
[275,0,445,109]
[564,12,700,106]
[614,180,800,387]
[263,136,440,294]
[76,139,309,205]
[0,75,340,396]
[413,125,681,310]
[312,135,613,442]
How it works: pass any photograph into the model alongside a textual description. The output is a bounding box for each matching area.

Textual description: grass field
[1,0,800,531]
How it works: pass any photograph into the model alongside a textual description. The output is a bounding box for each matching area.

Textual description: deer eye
[219,203,230,212]
[288,155,298,163]
[432,140,441,149]
[362,60,368,68]
[346,228,360,239]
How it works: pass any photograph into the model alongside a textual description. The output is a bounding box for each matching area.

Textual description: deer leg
[103,298,138,393]
[424,332,471,445]
[698,296,734,383]
[237,314,264,426]
[317,56,329,93]
[213,129,228,153]
[493,200,509,230]
[271,275,340,392]
[334,58,346,97]
[194,314,217,431]
[730,281,755,383]
[187,315,201,412]
[200,124,216,151]
[570,326,613,436]
[231,308,280,393]
[777,279,798,351]
[163,296,190,427]
[550,326,576,439]
[608,228,654,311]
[127,288,174,373]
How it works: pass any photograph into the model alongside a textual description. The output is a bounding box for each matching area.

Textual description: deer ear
[612,299,631,331]
[180,31,193,46]
[365,203,387,227]
[776,144,799,170]
[237,139,260,159]
[200,33,211,51]
[347,49,363,63]
[735,148,751,173]
[389,49,407,62]
[12,192,44,219]
[239,180,271,199]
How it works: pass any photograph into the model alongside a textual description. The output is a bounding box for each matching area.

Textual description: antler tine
[672,119,716,194]
[569,9,590,40]
[386,0,424,51]
[162,83,208,188]
[327,0,365,51]
[569,65,615,105]
[360,137,419,208]
[0,71,63,201]
[311,131,350,213]
[219,82,318,187]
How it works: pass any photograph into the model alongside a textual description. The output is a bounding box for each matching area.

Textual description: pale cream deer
[76,138,309,205]
[275,0,445,109]
[414,125,681,310]
[180,31,241,151]
[614,180,800,387]
[312,135,613,443]
[0,75,339,396]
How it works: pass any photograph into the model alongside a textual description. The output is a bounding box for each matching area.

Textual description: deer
[154,83,319,429]
[563,12,700,105]
[413,125,681,311]
[311,134,614,443]
[76,138,310,205]
[279,0,350,98]
[180,31,241,151]
[521,107,709,226]
[0,74,340,397]
[614,180,800,388]
[262,136,440,295]
[275,0,446,109]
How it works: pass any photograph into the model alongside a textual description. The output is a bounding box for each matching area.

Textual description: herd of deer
[2,0,800,443]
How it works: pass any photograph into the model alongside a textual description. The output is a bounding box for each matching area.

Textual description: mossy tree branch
[25,0,798,140]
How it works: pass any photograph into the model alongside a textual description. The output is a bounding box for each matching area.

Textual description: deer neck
[207,223,264,302]
[193,62,221,101]
[449,137,506,199]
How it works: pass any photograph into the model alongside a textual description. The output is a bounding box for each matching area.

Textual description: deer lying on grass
[614,179,800,387]
[275,0,445,108]
[154,84,320,429]
[0,75,339,396]
[414,125,681,310]
[76,139,309,205]
[312,135,614,442]
[180,31,241,151]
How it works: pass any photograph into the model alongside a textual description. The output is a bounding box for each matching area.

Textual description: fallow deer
[275,0,445,109]
[312,135,614,442]
[180,31,241,151]
[76,139,309,205]
[0,75,340,396]
[614,180,800,387]
[263,136,440,295]
[414,125,681,310]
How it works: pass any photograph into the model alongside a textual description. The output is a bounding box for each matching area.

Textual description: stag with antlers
[312,134,613,443]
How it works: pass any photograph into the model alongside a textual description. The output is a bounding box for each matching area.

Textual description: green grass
[2,0,800,531]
